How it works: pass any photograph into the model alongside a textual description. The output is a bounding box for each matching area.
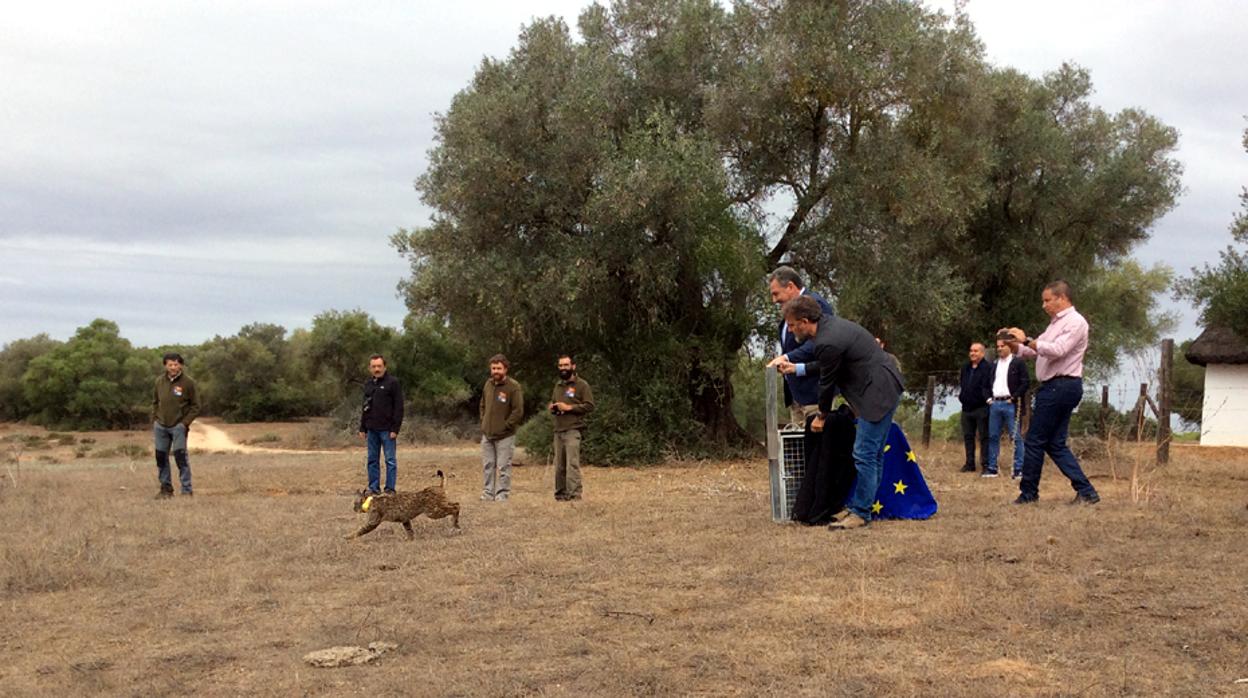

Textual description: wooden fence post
[1157,338,1173,464]
[922,375,936,448]
[1134,383,1148,442]
[1100,385,1110,440]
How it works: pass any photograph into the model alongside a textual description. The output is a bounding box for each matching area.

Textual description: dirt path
[191,421,323,455]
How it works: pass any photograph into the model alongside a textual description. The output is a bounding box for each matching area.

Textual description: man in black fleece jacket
[958,342,993,473]
[358,354,404,494]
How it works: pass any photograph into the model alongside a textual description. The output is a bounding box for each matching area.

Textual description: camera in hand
[549,405,564,416]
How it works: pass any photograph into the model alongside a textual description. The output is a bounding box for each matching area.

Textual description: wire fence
[909,339,1230,465]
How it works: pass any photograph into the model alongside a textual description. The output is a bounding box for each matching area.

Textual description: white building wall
[1201,364,1248,447]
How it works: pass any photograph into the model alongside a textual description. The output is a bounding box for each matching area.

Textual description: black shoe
[1011,471,1022,480]
[1069,493,1100,505]
[554,495,568,501]
[1012,495,1038,505]
[383,488,396,495]
[960,464,976,473]
[181,491,193,497]
[155,489,173,500]
[980,470,999,478]
[366,489,381,496]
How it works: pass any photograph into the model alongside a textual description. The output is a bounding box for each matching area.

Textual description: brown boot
[828,512,869,531]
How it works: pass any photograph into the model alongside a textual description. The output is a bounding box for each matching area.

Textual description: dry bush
[284,419,356,450]
[400,415,472,445]
[95,443,149,459]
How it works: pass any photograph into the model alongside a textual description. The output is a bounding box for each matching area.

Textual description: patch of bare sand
[191,420,323,455]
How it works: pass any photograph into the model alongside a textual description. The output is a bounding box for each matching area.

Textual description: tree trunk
[687,360,754,448]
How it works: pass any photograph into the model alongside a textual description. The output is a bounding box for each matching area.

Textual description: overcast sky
[3,1,1246,363]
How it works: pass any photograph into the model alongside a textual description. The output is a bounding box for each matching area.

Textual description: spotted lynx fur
[348,470,460,540]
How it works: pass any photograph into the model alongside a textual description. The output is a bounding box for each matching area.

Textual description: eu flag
[869,423,937,520]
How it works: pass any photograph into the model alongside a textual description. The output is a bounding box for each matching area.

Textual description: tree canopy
[20,320,154,430]
[396,0,1182,457]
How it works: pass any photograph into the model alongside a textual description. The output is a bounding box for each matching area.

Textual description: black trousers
[960,405,989,469]
[792,406,857,525]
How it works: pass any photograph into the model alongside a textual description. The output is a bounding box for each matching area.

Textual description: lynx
[348,470,460,540]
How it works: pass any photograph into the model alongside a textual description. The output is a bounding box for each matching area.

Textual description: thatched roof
[1185,325,1248,366]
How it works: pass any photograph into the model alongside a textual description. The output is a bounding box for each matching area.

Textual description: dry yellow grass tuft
[0,426,1245,695]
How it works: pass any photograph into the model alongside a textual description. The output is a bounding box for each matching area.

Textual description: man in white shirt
[986,339,1030,478]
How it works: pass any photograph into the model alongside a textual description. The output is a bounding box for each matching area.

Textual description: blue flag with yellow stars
[868,423,937,520]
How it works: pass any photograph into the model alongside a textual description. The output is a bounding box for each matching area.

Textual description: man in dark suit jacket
[987,339,1030,478]
[958,342,994,474]
[772,295,904,531]
[768,266,833,428]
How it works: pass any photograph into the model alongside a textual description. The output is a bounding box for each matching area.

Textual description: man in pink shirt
[1001,280,1100,505]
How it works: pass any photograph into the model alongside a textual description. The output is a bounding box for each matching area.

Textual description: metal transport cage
[766,367,806,523]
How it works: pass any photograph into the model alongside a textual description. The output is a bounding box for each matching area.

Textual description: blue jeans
[846,405,897,522]
[1019,378,1096,500]
[153,422,192,493]
[365,430,397,492]
[987,400,1024,475]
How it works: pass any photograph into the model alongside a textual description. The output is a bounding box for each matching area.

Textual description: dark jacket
[551,376,594,432]
[778,289,834,407]
[809,313,904,422]
[958,360,993,412]
[360,373,404,433]
[990,356,1030,400]
[480,377,524,440]
[153,372,201,428]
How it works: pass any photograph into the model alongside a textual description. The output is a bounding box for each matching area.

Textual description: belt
[993,396,1014,401]
[1042,375,1080,385]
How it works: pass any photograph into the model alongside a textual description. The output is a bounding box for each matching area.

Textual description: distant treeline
[0,313,475,431]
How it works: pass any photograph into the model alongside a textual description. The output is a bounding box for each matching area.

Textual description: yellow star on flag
[893,480,908,495]
[906,450,917,462]
[871,500,883,514]
[884,444,891,453]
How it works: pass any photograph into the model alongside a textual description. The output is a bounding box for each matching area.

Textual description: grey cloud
[1,0,1244,353]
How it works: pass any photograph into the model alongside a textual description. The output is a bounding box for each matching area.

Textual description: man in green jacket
[548,354,594,501]
[152,352,201,498]
[479,354,523,502]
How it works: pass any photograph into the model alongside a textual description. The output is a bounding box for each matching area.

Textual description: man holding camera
[547,354,594,501]
[1001,280,1100,505]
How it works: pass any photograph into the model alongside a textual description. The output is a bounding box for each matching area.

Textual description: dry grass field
[1,421,1246,696]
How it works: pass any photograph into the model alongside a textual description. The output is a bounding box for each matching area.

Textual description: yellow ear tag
[361,496,373,512]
